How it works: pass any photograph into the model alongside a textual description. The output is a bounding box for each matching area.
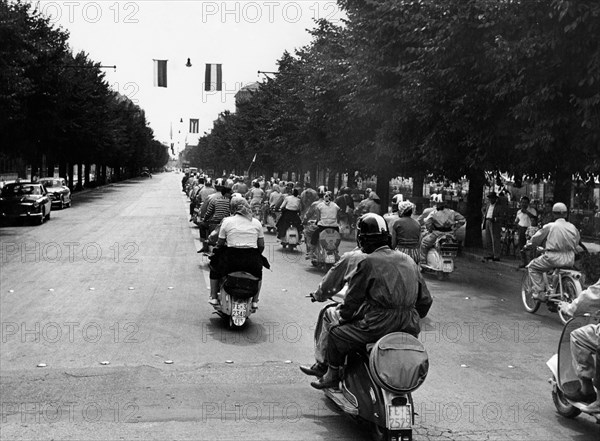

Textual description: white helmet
[552,202,568,213]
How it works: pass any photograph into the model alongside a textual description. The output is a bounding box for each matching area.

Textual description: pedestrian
[515,196,538,268]
[482,192,504,261]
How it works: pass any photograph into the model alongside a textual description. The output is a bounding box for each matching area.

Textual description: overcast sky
[35,0,345,151]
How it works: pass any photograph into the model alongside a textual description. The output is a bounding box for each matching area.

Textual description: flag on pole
[169,122,173,140]
[153,60,167,87]
[252,153,257,162]
[204,64,222,91]
[189,119,199,134]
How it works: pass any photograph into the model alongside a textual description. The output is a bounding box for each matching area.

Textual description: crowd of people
[180,170,598,412]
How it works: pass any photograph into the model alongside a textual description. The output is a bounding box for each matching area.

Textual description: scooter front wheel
[551,379,581,419]
[521,273,540,313]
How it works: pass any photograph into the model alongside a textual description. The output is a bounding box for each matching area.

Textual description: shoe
[299,362,327,377]
[563,389,596,403]
[580,400,600,413]
[208,299,220,306]
[311,374,340,390]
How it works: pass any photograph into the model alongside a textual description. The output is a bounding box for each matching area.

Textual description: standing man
[482,192,504,261]
[515,196,538,268]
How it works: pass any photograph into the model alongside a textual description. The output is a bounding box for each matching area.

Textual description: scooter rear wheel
[371,423,408,441]
[557,277,581,325]
[521,273,540,313]
[551,379,581,419]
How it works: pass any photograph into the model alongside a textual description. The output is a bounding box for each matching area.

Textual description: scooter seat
[227,271,260,281]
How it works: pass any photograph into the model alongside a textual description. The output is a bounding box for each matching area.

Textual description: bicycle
[521,247,583,324]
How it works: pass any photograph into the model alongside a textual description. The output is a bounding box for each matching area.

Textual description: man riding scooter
[309,213,433,389]
[419,200,465,265]
[558,278,600,412]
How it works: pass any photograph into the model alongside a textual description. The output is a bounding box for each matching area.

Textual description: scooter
[420,233,459,279]
[265,206,281,233]
[311,227,341,270]
[309,298,429,441]
[546,311,600,423]
[281,224,301,250]
[211,271,260,328]
[521,247,583,324]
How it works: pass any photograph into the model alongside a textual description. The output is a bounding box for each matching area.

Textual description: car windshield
[40,179,60,187]
[1,184,42,196]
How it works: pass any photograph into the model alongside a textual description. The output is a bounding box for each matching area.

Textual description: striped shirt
[204,195,231,223]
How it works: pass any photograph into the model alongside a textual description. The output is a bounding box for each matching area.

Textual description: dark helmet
[356,213,390,253]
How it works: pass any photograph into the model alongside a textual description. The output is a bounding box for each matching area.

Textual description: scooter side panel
[343,352,386,427]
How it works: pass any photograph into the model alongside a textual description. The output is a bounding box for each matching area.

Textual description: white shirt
[486,203,496,219]
[316,202,340,227]
[219,215,264,248]
[281,195,301,211]
[515,207,537,228]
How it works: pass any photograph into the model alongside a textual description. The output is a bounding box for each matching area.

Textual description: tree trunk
[76,164,83,190]
[84,163,90,187]
[553,167,573,211]
[464,169,485,248]
[376,168,392,216]
[46,161,54,178]
[66,163,74,189]
[59,162,67,181]
[327,170,336,193]
[411,169,426,213]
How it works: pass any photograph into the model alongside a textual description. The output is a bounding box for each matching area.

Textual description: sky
[34,0,345,153]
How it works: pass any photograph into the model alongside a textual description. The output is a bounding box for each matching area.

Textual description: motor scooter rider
[526,202,581,301]
[303,186,326,259]
[311,214,433,389]
[354,189,381,216]
[389,200,422,264]
[558,278,600,411]
[419,200,465,264]
[300,247,367,377]
[309,191,341,259]
[277,188,303,240]
[208,197,268,310]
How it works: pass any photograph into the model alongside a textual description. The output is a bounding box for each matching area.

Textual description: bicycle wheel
[557,276,582,324]
[521,273,540,313]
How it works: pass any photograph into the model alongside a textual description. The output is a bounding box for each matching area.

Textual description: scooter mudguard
[285,227,299,245]
[425,249,442,271]
[547,354,558,380]
[343,352,384,427]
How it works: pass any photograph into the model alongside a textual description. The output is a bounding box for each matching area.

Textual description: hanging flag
[153,59,167,87]
[170,143,174,155]
[189,119,199,134]
[204,64,222,91]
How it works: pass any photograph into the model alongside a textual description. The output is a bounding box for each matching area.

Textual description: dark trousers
[484,219,502,259]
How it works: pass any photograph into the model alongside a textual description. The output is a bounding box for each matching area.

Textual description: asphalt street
[0,173,598,441]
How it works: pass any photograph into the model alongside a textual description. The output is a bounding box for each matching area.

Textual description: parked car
[39,177,72,209]
[0,182,52,224]
[140,168,152,178]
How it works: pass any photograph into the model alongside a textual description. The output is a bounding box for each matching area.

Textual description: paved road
[1,173,598,440]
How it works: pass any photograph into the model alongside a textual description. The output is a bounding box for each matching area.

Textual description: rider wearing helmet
[310,214,433,389]
[526,202,582,300]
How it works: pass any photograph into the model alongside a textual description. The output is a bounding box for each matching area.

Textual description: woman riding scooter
[276,188,303,240]
[208,197,267,310]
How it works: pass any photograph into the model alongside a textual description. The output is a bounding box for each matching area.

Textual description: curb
[460,249,524,272]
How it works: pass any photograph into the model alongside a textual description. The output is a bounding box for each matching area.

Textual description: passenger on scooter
[389,201,421,264]
[245,181,265,218]
[300,183,319,217]
[354,189,381,216]
[311,214,433,389]
[208,197,266,310]
[419,200,465,264]
[268,184,284,209]
[526,202,581,301]
[277,188,303,240]
[335,187,355,231]
[300,247,367,377]
[199,179,232,254]
[309,191,341,259]
[558,278,600,410]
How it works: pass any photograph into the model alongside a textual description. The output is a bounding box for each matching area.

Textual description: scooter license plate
[232,302,247,317]
[387,404,411,430]
[325,254,336,264]
[442,261,453,272]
